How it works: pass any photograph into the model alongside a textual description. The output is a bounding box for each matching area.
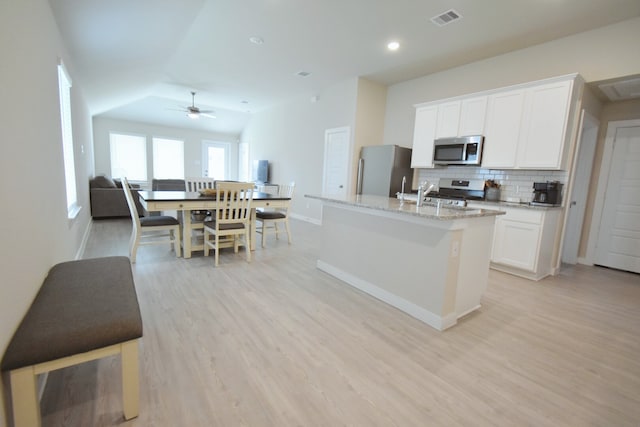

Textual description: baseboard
[316,260,454,331]
[577,257,593,266]
[290,212,321,225]
[75,218,93,260]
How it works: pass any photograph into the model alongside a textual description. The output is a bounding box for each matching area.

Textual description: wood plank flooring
[38,218,640,426]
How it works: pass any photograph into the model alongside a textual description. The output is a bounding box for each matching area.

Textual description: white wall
[0,0,94,424]
[241,79,358,222]
[93,117,241,182]
[383,17,640,147]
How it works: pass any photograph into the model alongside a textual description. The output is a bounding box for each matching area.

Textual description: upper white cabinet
[458,96,488,136]
[517,80,573,169]
[482,78,575,170]
[435,101,461,138]
[482,89,526,168]
[412,74,579,171]
[435,97,488,139]
[411,105,438,168]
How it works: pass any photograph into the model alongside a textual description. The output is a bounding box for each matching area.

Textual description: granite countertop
[305,194,505,221]
[468,199,563,210]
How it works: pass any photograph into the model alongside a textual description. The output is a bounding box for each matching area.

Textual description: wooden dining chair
[122,177,181,263]
[203,182,254,266]
[184,177,216,192]
[256,182,295,247]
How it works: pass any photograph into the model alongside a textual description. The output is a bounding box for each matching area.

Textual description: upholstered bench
[1,256,143,427]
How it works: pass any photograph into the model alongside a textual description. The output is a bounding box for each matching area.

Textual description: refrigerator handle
[356,158,364,195]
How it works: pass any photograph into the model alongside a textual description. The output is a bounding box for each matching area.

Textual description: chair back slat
[214,182,254,224]
[185,177,216,192]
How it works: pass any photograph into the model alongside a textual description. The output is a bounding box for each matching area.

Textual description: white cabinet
[517,80,573,169]
[482,89,526,168]
[435,101,461,138]
[411,106,437,168]
[481,78,574,170]
[458,96,487,136]
[468,204,561,280]
[492,209,543,271]
[435,97,487,139]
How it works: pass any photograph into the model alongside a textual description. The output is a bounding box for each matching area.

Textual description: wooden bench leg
[121,340,140,420]
[9,366,42,427]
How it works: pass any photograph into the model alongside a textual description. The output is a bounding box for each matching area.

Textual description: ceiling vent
[598,76,640,101]
[431,9,462,26]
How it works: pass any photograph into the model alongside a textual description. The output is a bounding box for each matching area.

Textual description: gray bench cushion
[1,256,143,371]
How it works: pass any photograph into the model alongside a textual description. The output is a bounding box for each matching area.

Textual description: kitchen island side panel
[318,205,454,322]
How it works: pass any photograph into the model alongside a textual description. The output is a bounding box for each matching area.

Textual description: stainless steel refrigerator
[356,145,413,197]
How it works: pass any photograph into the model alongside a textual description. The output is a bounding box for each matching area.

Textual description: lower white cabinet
[468,203,561,280]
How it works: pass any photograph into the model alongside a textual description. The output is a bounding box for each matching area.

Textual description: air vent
[296,71,312,78]
[598,77,640,101]
[431,9,462,26]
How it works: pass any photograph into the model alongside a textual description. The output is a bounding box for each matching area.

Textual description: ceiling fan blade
[201,113,217,119]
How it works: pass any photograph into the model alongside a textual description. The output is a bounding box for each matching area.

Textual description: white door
[562,111,599,264]
[323,127,351,196]
[202,141,230,180]
[595,124,640,273]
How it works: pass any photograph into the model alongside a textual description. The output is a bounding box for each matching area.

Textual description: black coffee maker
[532,181,563,205]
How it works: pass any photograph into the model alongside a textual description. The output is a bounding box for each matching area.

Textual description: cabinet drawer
[502,207,543,224]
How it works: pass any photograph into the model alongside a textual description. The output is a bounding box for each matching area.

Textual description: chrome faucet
[416,181,435,207]
[400,176,406,203]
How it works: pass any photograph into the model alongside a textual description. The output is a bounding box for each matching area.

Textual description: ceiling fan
[179,91,216,119]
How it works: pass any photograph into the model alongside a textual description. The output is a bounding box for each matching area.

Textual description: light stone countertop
[305,194,505,221]
[467,199,564,210]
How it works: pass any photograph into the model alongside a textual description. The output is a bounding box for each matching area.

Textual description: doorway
[322,127,352,197]
[202,141,230,180]
[562,111,599,264]
[588,119,640,274]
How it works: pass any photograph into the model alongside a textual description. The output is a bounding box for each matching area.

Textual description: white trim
[317,260,455,331]
[289,212,321,225]
[585,119,640,264]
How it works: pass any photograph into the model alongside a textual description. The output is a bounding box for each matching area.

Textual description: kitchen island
[305,194,504,331]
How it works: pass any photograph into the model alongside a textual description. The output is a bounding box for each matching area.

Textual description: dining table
[137,190,291,258]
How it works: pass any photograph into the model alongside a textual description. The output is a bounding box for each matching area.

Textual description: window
[153,137,184,179]
[110,133,147,181]
[57,62,79,218]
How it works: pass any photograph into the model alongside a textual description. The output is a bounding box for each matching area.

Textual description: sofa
[90,176,144,218]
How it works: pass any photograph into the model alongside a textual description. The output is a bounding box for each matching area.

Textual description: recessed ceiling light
[249,36,264,45]
[387,41,400,51]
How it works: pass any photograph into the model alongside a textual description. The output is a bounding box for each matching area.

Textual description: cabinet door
[492,218,541,272]
[517,80,573,169]
[435,101,461,138]
[411,106,437,168]
[482,89,525,168]
[459,96,487,136]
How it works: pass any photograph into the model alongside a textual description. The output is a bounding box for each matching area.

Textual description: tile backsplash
[414,167,568,203]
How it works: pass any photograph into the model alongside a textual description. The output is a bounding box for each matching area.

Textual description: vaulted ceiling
[50,0,640,134]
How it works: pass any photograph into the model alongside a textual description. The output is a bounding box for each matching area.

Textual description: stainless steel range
[423,178,485,207]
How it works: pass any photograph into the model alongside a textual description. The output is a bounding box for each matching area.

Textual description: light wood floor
[39,218,640,426]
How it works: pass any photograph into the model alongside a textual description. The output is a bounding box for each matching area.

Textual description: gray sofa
[90,176,144,218]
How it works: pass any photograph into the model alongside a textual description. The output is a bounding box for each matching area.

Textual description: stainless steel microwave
[433,135,484,166]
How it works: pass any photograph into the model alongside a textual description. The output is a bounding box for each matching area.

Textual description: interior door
[323,127,351,196]
[595,125,640,273]
[562,111,599,264]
